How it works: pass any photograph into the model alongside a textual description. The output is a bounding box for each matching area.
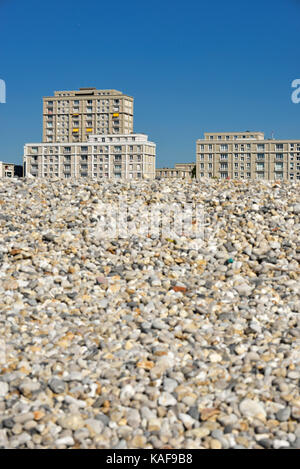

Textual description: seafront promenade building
[43,88,134,143]
[24,87,156,179]
[196,131,300,181]
[24,133,156,180]
[156,163,195,179]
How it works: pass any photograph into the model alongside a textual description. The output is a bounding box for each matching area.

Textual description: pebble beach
[0,177,300,449]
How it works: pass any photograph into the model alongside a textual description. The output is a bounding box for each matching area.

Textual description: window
[256,162,264,171]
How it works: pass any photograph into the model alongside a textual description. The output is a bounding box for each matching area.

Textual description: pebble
[158,392,177,407]
[55,436,75,447]
[0,178,299,448]
[48,378,66,394]
[58,414,84,431]
[273,439,290,449]
[0,383,8,398]
[276,407,291,422]
[239,399,266,420]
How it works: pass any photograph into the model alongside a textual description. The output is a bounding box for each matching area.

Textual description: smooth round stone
[239,399,266,420]
[276,407,291,422]
[0,382,9,398]
[158,392,177,407]
[48,378,66,394]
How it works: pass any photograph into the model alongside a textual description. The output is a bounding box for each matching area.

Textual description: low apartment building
[24,133,156,180]
[196,131,300,181]
[156,163,195,179]
[0,161,14,178]
[43,88,134,143]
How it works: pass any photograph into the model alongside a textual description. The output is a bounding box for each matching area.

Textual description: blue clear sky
[0,0,300,166]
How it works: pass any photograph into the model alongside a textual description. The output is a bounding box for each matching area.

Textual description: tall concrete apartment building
[24,87,156,179]
[43,88,134,143]
[24,133,156,180]
[196,131,300,181]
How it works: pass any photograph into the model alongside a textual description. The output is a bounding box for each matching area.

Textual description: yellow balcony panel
[72,113,79,116]
[112,113,119,118]
[72,128,79,132]
[86,128,93,132]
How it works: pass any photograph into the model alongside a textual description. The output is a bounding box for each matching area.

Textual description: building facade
[0,161,14,178]
[24,133,156,180]
[43,88,134,143]
[156,163,195,179]
[196,131,300,181]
